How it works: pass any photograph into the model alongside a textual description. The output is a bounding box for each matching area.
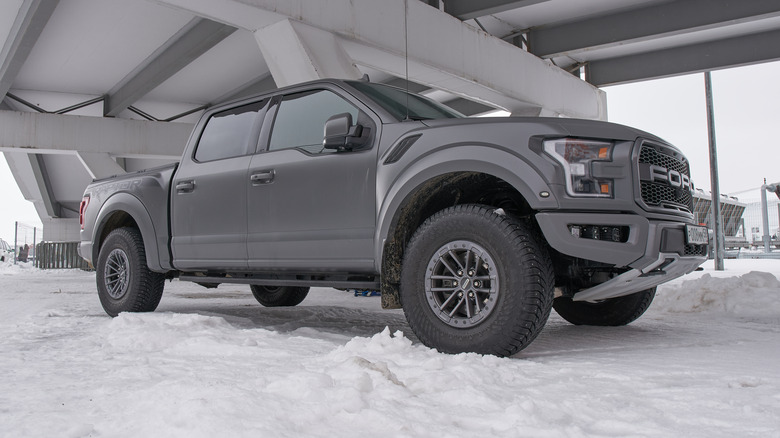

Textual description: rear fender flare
[92,193,165,272]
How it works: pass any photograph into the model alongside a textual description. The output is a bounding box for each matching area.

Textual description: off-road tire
[400,204,554,357]
[553,287,656,326]
[250,285,310,307]
[96,227,165,317]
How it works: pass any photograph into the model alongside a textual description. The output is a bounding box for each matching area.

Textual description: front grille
[638,143,694,214]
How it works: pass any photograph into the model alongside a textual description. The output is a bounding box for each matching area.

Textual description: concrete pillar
[254,19,363,87]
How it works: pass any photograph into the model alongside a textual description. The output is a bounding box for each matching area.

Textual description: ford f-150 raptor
[79,78,708,356]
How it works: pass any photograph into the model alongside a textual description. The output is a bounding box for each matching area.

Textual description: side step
[178,273,380,291]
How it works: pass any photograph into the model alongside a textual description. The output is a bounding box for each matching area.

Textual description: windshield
[347,81,464,121]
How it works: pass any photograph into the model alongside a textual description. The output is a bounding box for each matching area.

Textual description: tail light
[79,195,90,230]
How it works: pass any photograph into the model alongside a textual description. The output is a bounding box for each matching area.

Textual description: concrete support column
[254,19,363,87]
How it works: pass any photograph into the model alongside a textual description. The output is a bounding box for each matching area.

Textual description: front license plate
[685,224,709,245]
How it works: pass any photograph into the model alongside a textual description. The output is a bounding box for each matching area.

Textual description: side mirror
[323,112,363,150]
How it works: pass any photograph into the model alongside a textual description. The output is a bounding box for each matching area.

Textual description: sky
[1,60,779,242]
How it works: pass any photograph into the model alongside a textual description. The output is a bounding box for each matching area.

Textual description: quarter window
[194,101,266,162]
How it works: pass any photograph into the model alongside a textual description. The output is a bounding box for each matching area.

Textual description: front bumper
[536,211,707,301]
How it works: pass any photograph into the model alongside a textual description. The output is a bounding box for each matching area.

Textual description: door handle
[175,181,195,193]
[250,170,275,185]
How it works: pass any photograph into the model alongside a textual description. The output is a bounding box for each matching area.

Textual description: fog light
[568,224,629,243]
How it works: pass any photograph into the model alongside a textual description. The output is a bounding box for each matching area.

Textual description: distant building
[692,190,747,248]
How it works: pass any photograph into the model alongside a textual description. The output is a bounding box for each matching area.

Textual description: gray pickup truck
[79,78,707,356]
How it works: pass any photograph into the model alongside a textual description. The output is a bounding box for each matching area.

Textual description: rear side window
[269,90,359,154]
[194,101,266,162]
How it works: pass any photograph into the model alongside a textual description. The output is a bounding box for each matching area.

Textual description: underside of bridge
[1,0,779,241]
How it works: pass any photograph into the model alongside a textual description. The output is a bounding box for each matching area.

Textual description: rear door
[246,87,379,272]
[171,99,268,270]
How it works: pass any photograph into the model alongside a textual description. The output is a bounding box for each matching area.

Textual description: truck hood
[420,117,669,145]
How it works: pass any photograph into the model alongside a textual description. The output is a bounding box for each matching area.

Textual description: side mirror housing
[323,113,363,150]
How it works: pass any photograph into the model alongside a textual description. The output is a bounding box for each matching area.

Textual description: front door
[246,89,377,272]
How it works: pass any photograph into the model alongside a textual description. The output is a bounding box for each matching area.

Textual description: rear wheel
[553,287,656,326]
[250,285,309,307]
[96,227,165,317]
[400,204,554,357]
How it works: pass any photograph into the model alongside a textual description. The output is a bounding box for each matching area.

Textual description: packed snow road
[1,259,779,438]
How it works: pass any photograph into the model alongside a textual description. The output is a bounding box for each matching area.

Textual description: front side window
[269,90,360,154]
[194,101,266,162]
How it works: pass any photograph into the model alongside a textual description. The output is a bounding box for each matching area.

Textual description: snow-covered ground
[1,259,778,438]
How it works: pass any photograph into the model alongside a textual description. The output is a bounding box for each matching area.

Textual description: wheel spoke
[430,275,457,280]
[447,250,465,271]
[473,293,482,312]
[439,258,459,277]
[440,291,459,309]
[448,296,466,318]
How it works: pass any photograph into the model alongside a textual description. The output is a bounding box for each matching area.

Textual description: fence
[35,242,93,270]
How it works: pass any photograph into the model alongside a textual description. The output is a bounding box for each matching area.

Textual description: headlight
[544,138,614,198]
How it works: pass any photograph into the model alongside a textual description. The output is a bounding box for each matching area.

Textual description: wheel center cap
[461,278,470,290]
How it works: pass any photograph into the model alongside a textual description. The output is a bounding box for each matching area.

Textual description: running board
[178,274,380,291]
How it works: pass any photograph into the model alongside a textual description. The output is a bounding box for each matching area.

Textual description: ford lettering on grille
[638,143,694,214]
[647,164,692,190]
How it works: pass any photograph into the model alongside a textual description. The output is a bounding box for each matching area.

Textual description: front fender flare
[375,143,559,268]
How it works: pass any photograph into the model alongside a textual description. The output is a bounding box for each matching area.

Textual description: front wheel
[250,285,309,307]
[400,204,554,357]
[96,227,165,317]
[553,287,656,326]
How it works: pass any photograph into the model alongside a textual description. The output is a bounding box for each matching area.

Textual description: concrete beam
[586,29,780,86]
[155,0,606,119]
[214,73,277,104]
[0,0,59,99]
[444,0,551,20]
[0,110,193,159]
[28,153,60,217]
[104,17,236,117]
[254,19,362,87]
[76,152,126,179]
[529,0,780,59]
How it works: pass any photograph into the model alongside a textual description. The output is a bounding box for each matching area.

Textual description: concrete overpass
[2,0,779,241]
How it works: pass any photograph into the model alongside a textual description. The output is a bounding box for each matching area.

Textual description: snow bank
[1,261,779,437]
[655,271,780,317]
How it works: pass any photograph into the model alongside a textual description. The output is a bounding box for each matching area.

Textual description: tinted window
[348,81,463,121]
[194,101,266,162]
[269,90,359,154]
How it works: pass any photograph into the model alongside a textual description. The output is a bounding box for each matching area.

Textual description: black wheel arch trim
[92,193,169,273]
